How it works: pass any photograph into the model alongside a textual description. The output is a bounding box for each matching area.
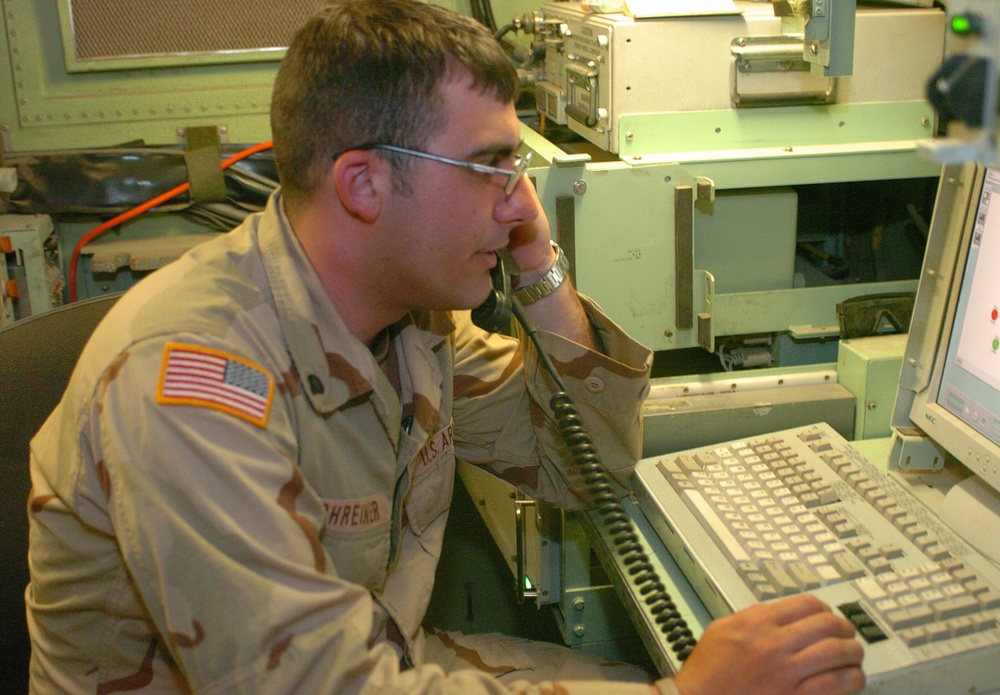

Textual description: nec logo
[925,413,937,425]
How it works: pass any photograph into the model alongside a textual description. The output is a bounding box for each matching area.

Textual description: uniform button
[584,376,605,393]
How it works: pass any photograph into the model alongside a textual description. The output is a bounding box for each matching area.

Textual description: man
[25,1,865,693]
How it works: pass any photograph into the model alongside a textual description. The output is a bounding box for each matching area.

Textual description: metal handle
[514,498,538,603]
[730,35,837,107]
[674,185,693,331]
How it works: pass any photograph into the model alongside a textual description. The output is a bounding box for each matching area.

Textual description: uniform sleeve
[655,679,682,695]
[92,334,651,695]
[451,295,652,509]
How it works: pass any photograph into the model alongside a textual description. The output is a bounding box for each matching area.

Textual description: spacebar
[683,490,750,563]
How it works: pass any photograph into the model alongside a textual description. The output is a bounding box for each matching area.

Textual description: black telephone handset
[470,249,518,334]
[469,251,696,662]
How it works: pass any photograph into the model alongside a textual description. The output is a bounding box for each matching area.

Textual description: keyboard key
[978,592,1000,610]
[831,552,866,579]
[926,621,951,642]
[932,595,980,620]
[949,617,976,637]
[787,562,821,590]
[815,564,842,585]
[898,627,928,646]
[682,489,751,563]
[856,577,887,602]
[677,455,701,471]
[880,544,903,559]
[885,605,934,630]
[761,560,799,596]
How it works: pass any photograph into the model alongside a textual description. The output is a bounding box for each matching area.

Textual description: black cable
[495,23,516,41]
[509,298,697,662]
[469,0,488,28]
[482,0,498,33]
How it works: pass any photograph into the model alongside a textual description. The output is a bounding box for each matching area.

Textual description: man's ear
[330,150,385,223]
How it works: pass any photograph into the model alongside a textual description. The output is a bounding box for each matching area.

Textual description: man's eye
[483,155,511,168]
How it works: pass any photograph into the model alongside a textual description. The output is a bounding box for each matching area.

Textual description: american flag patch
[156,343,274,427]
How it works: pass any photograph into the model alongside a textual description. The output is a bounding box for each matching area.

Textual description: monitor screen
[936,167,1000,448]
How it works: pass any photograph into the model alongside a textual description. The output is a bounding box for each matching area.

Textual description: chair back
[0,294,121,690]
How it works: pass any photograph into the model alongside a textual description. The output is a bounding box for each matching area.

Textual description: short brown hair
[271,0,519,209]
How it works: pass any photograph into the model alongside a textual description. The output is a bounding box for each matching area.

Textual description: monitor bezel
[892,162,1000,493]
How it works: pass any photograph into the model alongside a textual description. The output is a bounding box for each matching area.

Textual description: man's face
[377,72,540,314]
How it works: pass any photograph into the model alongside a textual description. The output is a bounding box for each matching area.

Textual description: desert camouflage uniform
[26,191,663,694]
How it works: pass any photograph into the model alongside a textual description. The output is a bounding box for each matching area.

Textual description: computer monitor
[891,162,1000,498]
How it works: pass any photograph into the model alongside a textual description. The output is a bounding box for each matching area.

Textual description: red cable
[68,140,274,302]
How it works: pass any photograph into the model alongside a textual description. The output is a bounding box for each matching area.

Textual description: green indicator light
[951,13,982,34]
[993,337,999,351]
[952,15,972,33]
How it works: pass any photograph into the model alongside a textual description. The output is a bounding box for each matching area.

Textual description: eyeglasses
[363,144,531,196]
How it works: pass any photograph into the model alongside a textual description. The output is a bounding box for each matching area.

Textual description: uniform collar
[257,191,456,418]
[259,191,379,415]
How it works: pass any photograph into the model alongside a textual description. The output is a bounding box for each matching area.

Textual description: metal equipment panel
[535,1,945,157]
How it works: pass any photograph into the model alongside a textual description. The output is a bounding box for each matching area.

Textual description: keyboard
[633,422,1000,694]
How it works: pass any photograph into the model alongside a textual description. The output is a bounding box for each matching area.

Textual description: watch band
[514,242,570,305]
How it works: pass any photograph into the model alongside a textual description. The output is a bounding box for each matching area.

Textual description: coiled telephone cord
[510,299,697,662]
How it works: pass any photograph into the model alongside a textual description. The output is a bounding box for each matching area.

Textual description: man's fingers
[791,628,866,695]
[795,629,865,671]
[762,594,834,626]
[796,664,866,695]
[780,606,858,653]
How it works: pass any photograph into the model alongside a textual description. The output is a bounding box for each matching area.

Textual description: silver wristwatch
[514,242,570,305]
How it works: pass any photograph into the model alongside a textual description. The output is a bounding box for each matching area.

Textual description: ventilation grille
[69,0,322,62]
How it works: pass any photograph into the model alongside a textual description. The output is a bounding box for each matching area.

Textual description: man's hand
[502,180,601,348]
[666,594,865,695]
[506,181,557,286]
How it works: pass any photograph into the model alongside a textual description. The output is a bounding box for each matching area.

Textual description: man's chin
[421,287,493,314]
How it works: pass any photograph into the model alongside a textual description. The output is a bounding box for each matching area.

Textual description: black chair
[0,293,121,693]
